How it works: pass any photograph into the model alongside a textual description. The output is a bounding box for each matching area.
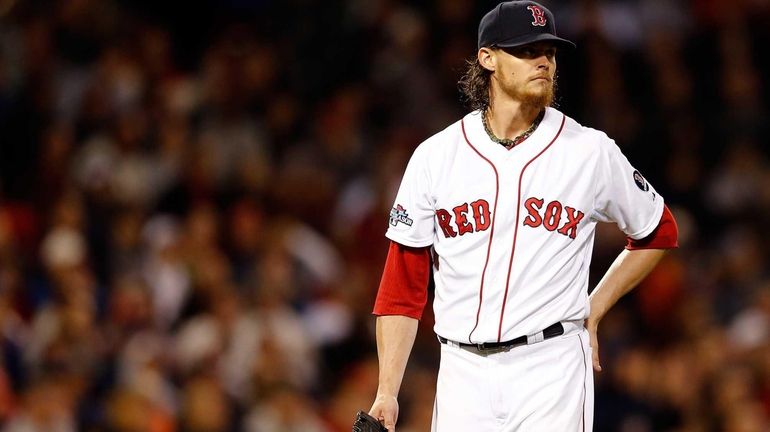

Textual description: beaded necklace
[482,109,545,149]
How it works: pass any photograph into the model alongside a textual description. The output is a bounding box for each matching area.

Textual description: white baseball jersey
[386,107,664,344]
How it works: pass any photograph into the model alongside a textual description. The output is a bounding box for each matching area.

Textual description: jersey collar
[462,107,562,161]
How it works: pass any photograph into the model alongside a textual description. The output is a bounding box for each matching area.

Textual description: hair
[458,57,492,112]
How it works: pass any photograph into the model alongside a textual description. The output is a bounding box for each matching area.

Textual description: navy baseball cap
[478,1,575,50]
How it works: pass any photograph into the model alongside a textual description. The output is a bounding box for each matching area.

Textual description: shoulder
[551,108,609,143]
[550,108,616,153]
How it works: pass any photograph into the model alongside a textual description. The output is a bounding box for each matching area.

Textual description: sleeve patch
[633,170,649,192]
[389,204,414,227]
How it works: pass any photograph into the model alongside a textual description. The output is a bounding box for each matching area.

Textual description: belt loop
[526,331,545,345]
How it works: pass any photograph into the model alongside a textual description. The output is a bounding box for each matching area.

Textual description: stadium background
[0,0,769,430]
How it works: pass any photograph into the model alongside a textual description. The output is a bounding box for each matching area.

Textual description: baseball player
[367,1,679,431]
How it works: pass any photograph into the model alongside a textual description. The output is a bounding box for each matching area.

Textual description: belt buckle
[477,342,510,354]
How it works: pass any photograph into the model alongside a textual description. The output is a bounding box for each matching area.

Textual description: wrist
[585,315,600,330]
[588,299,607,326]
[375,391,399,401]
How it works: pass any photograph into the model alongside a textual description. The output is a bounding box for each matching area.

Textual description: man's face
[487,42,557,108]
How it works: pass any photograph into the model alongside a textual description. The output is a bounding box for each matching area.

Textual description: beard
[501,75,555,110]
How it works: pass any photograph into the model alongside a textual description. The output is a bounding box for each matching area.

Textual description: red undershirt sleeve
[372,241,431,320]
[625,204,679,250]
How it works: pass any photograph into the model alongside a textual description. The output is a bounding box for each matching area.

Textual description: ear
[478,48,496,72]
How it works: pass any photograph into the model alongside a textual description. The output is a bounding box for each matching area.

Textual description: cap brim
[493,33,576,50]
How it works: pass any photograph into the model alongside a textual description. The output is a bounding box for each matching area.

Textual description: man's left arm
[587,205,678,371]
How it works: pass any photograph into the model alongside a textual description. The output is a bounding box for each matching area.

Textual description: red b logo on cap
[527,5,547,27]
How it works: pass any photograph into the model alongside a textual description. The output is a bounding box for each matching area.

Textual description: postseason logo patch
[633,170,649,192]
[389,204,413,227]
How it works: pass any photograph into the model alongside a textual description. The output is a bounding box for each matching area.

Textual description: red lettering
[453,203,474,236]
[436,209,457,238]
[558,206,585,239]
[522,196,584,240]
[543,201,562,231]
[470,199,491,231]
[523,197,544,228]
[527,5,547,26]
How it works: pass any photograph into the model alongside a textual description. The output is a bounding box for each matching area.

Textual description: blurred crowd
[0,0,769,431]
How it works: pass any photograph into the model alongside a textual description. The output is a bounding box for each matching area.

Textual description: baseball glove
[352,410,388,432]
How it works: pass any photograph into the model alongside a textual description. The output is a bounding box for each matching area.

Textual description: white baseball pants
[431,323,594,432]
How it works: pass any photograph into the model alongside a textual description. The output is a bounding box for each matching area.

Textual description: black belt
[438,322,564,352]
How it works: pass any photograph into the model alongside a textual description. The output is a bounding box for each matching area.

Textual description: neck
[485,96,544,141]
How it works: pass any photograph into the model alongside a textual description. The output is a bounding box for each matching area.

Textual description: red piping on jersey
[497,114,566,342]
[578,332,588,432]
[461,119,500,344]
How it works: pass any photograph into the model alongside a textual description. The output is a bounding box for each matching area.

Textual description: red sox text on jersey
[435,198,585,239]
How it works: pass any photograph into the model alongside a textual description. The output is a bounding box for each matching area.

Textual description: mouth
[531,76,552,82]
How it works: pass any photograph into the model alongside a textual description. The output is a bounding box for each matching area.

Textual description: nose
[537,53,554,70]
